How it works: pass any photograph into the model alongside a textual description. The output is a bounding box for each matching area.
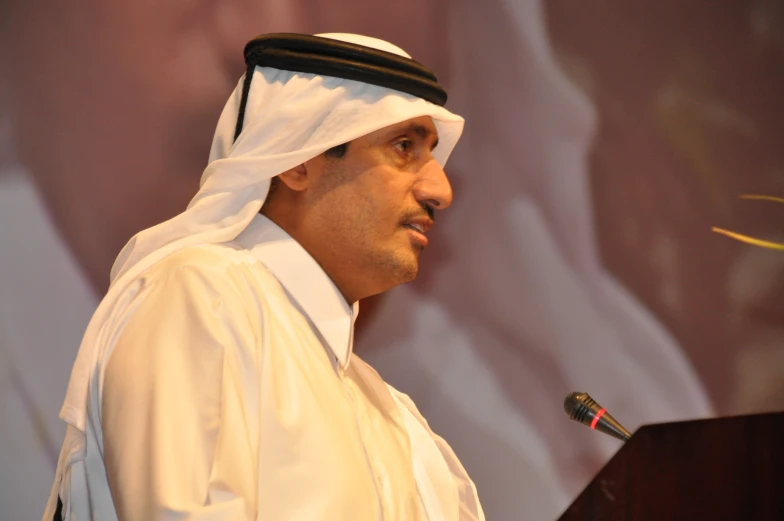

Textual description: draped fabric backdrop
[1,1,783,519]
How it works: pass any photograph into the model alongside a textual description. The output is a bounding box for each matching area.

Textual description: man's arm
[101,263,261,521]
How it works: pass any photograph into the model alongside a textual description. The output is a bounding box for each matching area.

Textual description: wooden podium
[557,412,784,521]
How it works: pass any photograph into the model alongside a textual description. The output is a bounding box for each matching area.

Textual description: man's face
[300,115,452,302]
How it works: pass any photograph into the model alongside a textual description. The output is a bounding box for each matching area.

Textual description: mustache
[401,203,435,223]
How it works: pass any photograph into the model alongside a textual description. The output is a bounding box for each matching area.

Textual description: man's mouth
[402,216,433,234]
[402,218,433,248]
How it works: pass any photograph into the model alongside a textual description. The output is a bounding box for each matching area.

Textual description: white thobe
[43,214,484,521]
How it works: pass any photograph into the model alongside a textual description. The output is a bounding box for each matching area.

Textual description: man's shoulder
[150,243,259,274]
[136,243,278,300]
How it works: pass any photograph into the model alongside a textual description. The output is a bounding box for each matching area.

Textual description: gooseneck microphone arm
[564,392,632,442]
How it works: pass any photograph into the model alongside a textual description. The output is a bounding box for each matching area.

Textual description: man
[6,2,714,519]
[42,33,483,521]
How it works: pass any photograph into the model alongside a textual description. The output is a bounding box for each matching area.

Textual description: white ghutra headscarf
[59,32,464,435]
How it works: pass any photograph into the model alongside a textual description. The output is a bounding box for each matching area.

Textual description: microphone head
[564,391,593,420]
[564,391,632,442]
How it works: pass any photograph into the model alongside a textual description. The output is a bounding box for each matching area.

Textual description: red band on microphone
[591,408,606,430]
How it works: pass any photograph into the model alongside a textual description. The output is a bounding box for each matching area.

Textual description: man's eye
[394,139,413,153]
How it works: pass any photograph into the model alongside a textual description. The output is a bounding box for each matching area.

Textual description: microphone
[564,392,632,442]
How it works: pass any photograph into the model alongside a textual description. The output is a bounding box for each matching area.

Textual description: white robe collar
[234,214,358,368]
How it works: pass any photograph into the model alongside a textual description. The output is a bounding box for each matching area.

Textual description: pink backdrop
[2,1,783,519]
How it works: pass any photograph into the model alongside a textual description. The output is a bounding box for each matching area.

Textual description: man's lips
[402,217,434,247]
[402,217,433,235]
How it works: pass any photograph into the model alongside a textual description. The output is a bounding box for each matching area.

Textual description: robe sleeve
[101,263,261,521]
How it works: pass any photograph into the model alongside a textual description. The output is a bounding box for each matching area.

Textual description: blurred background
[1,0,783,519]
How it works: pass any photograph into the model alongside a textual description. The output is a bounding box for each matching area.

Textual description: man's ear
[277,163,309,192]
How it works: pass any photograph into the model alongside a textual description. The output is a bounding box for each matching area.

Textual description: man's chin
[387,250,420,287]
[363,247,420,295]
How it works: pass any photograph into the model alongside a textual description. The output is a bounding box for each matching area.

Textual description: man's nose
[413,160,453,211]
